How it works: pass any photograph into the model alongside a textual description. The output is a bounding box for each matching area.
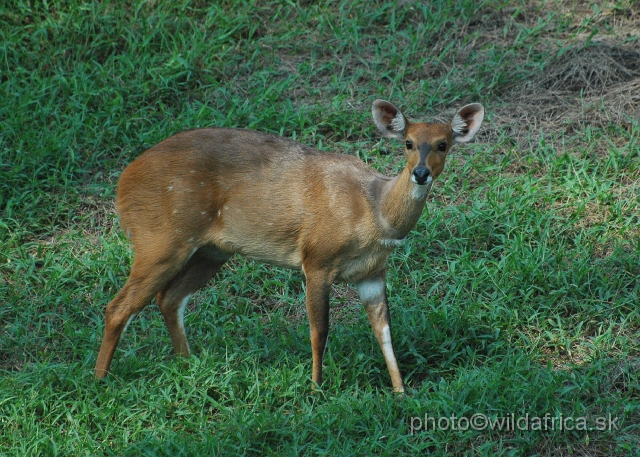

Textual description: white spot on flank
[452,113,466,134]
[200,182,205,187]
[201,211,206,215]
[217,210,221,217]
[190,170,196,174]
[356,278,386,303]
[167,186,174,191]
[173,209,178,214]
[188,237,195,242]
[390,111,405,133]
[223,206,229,211]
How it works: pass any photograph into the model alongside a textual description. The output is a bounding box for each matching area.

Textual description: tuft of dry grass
[443,0,640,148]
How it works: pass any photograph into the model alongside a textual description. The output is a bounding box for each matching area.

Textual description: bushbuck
[95,100,484,392]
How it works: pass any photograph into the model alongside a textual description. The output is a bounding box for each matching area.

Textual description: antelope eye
[438,141,447,152]
[405,140,413,149]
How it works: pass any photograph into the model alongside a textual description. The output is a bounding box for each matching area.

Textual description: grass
[1,0,639,455]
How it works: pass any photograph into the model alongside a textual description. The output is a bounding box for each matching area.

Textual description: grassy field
[1,0,639,455]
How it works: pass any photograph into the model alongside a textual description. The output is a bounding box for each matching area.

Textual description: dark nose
[412,167,431,185]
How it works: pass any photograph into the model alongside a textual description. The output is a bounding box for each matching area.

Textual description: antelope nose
[412,167,431,185]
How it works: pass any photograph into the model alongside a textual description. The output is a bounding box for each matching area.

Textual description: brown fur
[94,101,484,393]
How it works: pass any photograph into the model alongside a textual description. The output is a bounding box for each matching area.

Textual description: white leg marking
[356,278,385,303]
[177,294,192,333]
[380,324,400,371]
[379,237,406,248]
[186,247,198,262]
[122,313,138,336]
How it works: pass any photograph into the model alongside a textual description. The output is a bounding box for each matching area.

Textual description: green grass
[1,0,639,455]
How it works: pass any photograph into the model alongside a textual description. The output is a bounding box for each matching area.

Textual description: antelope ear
[372,99,408,139]
[451,103,484,143]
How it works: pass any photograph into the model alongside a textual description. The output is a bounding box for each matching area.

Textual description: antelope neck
[377,166,430,238]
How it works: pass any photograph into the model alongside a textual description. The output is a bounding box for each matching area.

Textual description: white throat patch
[411,176,433,199]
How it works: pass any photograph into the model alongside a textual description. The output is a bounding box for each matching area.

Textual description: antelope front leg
[356,273,405,393]
[303,267,333,389]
